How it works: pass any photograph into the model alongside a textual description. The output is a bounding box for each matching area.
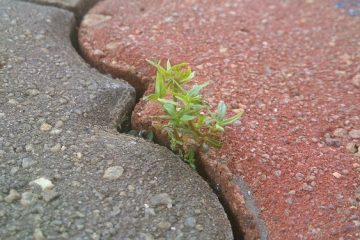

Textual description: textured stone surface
[0,1,232,239]
[79,0,360,239]
[22,0,99,19]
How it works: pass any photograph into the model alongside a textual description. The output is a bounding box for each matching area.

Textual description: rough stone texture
[0,1,232,239]
[79,0,360,239]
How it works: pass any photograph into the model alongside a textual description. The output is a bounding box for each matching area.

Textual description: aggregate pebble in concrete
[0,1,232,239]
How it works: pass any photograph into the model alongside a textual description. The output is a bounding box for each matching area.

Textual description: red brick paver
[79,0,360,239]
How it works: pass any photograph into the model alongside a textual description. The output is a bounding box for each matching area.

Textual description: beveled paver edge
[198,154,267,240]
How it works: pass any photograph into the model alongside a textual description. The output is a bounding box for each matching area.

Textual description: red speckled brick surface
[79,0,360,239]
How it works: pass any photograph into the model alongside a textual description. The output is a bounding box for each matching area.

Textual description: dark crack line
[233,176,269,240]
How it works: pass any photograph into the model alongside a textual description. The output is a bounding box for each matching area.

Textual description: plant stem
[173,127,181,149]
[189,121,203,138]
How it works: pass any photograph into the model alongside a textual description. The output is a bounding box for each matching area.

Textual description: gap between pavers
[0,0,233,239]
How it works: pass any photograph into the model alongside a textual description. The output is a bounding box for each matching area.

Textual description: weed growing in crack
[144,60,243,168]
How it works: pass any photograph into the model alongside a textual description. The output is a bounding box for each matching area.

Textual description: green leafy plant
[144,60,243,168]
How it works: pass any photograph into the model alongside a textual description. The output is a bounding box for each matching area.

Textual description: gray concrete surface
[22,0,99,19]
[0,0,233,239]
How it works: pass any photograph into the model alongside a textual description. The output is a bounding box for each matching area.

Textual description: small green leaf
[163,103,176,116]
[188,82,209,96]
[144,93,158,100]
[174,93,188,104]
[206,138,223,148]
[158,98,178,106]
[215,124,224,131]
[216,101,227,120]
[155,71,166,98]
[172,62,189,70]
[189,103,204,111]
[179,71,196,84]
[166,59,171,70]
[220,112,243,126]
[180,115,196,122]
[146,59,157,67]
[146,59,167,76]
